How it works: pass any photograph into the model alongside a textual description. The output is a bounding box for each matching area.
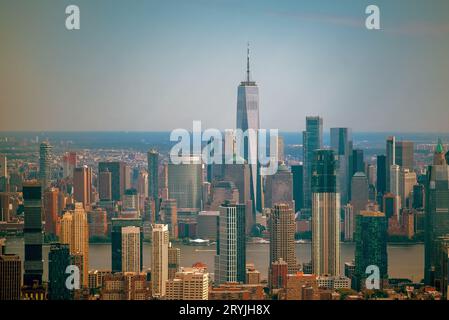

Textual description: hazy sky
[1,0,449,132]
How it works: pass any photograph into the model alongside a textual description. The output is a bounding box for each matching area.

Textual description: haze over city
[1,0,449,132]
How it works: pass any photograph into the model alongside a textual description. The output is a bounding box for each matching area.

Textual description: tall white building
[151,224,169,298]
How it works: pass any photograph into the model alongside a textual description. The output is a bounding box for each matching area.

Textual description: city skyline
[1,0,449,132]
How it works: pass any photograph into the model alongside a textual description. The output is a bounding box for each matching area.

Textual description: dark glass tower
[376,155,387,196]
[330,128,353,206]
[23,182,43,286]
[351,149,365,176]
[424,155,449,285]
[48,243,73,300]
[147,149,159,213]
[354,210,388,291]
[303,116,323,210]
[111,218,143,273]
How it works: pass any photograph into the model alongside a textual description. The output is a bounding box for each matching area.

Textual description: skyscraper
[147,149,159,212]
[23,182,43,286]
[351,149,365,178]
[121,226,141,273]
[399,168,417,209]
[264,163,293,209]
[268,203,298,274]
[168,243,181,280]
[376,155,387,197]
[98,169,112,201]
[71,203,89,288]
[390,164,400,210]
[48,243,72,300]
[351,172,369,215]
[73,166,92,209]
[160,199,178,239]
[395,141,414,171]
[44,187,59,235]
[330,128,353,206]
[354,210,388,291]
[111,218,143,273]
[236,45,261,213]
[303,116,323,210]
[311,150,340,276]
[424,141,449,285]
[291,164,304,213]
[39,142,52,189]
[98,162,126,201]
[152,224,169,298]
[0,254,21,300]
[167,155,203,211]
[386,136,396,193]
[214,201,246,285]
[0,154,7,178]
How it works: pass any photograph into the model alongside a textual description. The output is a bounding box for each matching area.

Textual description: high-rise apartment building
[165,267,209,300]
[111,218,143,273]
[121,226,141,273]
[39,142,52,189]
[268,203,298,274]
[168,244,181,280]
[151,224,169,298]
[214,201,246,285]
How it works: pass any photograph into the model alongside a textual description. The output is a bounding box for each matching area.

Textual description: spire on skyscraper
[246,42,250,82]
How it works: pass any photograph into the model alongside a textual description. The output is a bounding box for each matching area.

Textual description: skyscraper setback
[236,45,261,213]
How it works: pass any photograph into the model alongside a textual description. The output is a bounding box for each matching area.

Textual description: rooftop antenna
[246,42,250,82]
